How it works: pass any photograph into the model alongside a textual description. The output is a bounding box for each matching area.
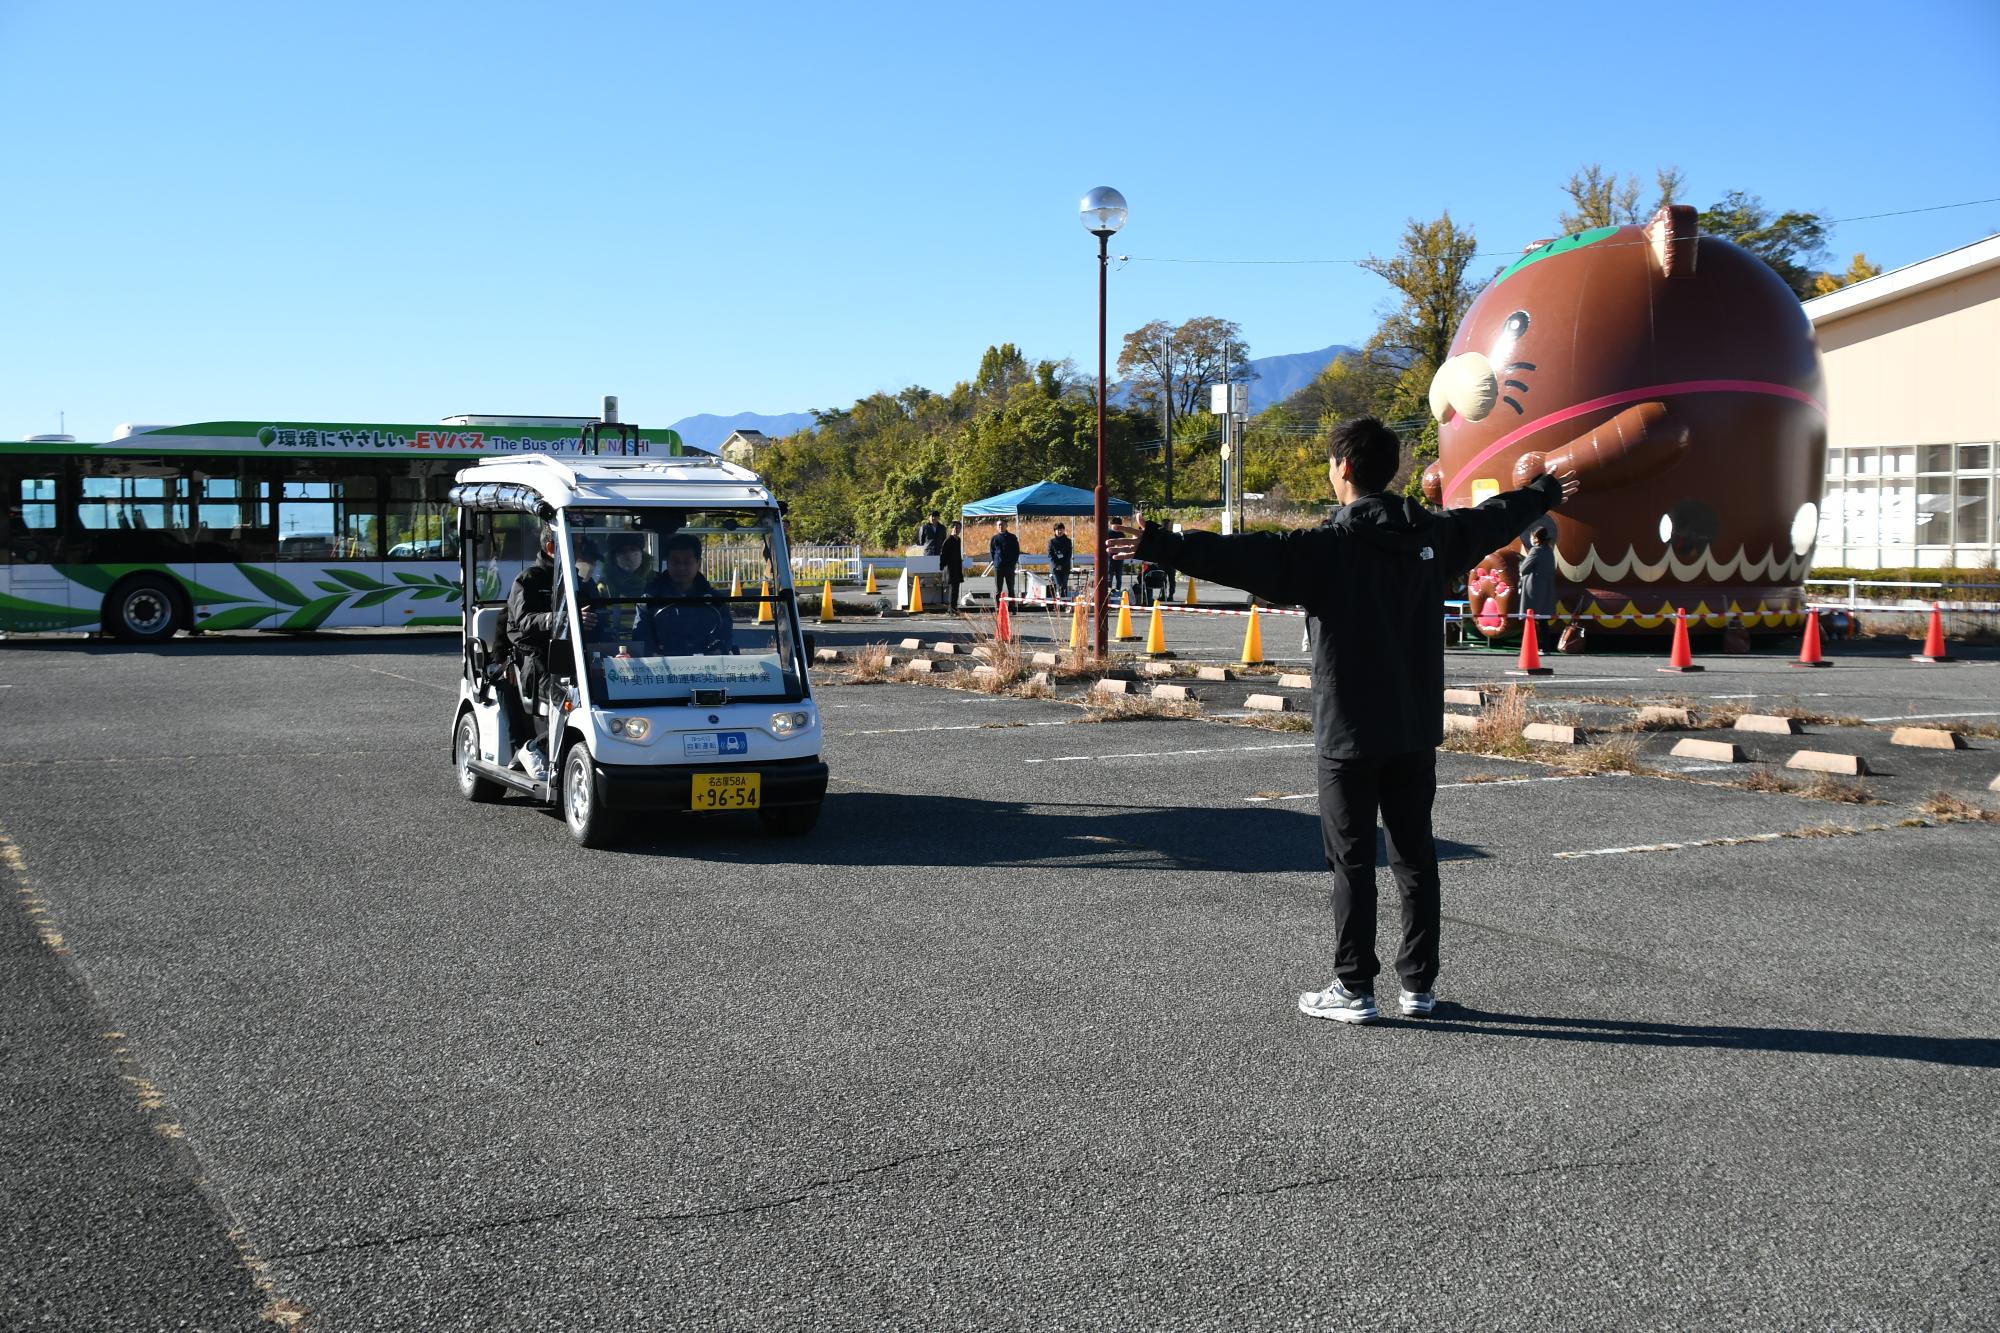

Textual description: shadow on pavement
[1413,1003,2000,1069]
[622,792,1487,876]
[0,632,457,660]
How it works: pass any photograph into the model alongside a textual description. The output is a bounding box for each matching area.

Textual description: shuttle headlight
[770,710,814,736]
[602,715,651,740]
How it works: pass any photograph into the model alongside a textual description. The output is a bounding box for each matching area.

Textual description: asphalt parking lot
[3,623,1997,1330]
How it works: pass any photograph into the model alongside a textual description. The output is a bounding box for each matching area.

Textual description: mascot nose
[1428,351,1499,424]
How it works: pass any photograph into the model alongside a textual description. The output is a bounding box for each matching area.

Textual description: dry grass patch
[1917,791,2000,824]
[844,642,896,682]
[1796,775,1876,804]
[1440,685,1536,759]
[1231,710,1313,733]
[1079,693,1202,723]
[1560,735,1649,774]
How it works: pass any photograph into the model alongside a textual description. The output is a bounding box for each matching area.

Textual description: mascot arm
[1512,401,1689,492]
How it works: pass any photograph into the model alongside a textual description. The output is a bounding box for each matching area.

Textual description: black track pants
[1316,748,1441,993]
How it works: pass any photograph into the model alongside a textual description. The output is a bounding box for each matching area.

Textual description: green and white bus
[0,412,686,641]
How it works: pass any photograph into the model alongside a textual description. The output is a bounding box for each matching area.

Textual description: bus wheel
[561,744,621,848]
[455,712,503,804]
[105,575,185,644]
[759,802,821,837]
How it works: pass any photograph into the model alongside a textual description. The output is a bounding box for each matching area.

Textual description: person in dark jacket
[940,521,964,611]
[988,519,1021,608]
[1104,517,1129,599]
[643,533,734,656]
[504,526,601,779]
[915,512,946,557]
[1517,525,1558,647]
[1109,417,1578,1025]
[1047,522,1074,601]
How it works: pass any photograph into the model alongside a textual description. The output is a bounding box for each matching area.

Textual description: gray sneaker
[1398,989,1436,1017]
[1298,978,1378,1025]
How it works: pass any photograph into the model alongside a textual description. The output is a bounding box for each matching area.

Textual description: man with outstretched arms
[1107,417,1578,1025]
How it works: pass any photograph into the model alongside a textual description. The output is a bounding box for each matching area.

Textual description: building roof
[1802,232,2000,325]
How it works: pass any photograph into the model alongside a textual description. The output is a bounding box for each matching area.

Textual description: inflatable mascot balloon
[1420,204,1827,635]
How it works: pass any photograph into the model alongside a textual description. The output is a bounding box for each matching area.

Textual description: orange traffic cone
[1910,602,1956,663]
[1507,610,1552,676]
[1068,594,1088,653]
[1144,602,1171,658]
[755,579,773,624]
[1239,606,1265,666]
[1185,579,1198,606]
[995,591,1013,643]
[1791,607,1831,667]
[1115,592,1139,641]
[1658,606,1703,673]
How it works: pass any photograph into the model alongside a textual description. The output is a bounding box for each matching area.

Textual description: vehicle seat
[472,606,506,653]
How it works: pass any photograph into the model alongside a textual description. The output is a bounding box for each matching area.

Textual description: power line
[1119,194,2000,267]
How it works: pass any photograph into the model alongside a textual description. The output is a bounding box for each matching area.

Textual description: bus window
[74,460,184,562]
[183,459,276,562]
[279,467,378,560]
[4,467,63,565]
[79,468,172,534]
[383,461,458,561]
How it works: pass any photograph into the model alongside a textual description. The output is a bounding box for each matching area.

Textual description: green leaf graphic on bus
[236,564,311,607]
[197,605,285,631]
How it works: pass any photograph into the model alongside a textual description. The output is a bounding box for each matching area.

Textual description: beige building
[1804,233,2000,569]
[718,429,769,466]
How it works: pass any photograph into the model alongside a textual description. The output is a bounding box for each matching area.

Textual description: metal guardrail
[1803,577,2000,611]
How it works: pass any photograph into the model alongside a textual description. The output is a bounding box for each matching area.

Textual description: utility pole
[1161,328,1174,507]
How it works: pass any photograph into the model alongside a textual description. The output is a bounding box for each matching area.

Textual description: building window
[1959,443,1991,472]
[1958,478,1991,546]
[1918,443,1953,474]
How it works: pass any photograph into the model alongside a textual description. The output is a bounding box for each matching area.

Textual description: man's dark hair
[926,511,939,520]
[1053,522,1066,532]
[663,533,702,558]
[1329,416,1400,492]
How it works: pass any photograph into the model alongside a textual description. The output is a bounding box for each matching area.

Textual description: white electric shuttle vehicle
[448,427,826,846]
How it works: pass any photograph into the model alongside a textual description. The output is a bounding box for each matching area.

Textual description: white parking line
[348,664,451,692]
[838,720,1075,736]
[1028,742,1314,765]
[1860,710,2000,723]
[1243,772,1627,803]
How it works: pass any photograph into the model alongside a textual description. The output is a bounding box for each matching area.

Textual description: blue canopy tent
[960,480,1134,519]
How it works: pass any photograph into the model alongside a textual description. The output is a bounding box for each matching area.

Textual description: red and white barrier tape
[1009,595,1305,620]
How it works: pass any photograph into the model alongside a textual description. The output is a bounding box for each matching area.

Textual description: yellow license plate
[691,772,761,810]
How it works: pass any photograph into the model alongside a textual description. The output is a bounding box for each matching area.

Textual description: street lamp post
[1080,186,1126,659]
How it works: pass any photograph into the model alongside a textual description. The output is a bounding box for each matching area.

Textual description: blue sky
[3,0,1997,441]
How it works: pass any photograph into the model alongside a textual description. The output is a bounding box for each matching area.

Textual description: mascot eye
[1503,310,1530,337]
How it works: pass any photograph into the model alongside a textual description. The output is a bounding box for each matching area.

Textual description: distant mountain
[672,342,1352,448]
[1110,342,1354,415]
[1244,343,1355,411]
[667,410,815,453]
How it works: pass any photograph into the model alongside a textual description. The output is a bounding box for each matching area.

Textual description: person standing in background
[941,520,964,612]
[1047,522,1074,601]
[988,519,1020,609]
[916,512,946,557]
[1517,525,1557,648]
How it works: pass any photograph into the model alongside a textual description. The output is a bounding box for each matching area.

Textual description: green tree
[1556,163,1685,233]
[1697,190,1831,300]
[1360,213,1481,391]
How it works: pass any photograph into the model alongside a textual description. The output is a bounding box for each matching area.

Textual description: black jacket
[1047,533,1073,573]
[988,531,1020,571]
[504,558,556,660]
[916,521,946,556]
[940,534,963,578]
[1135,474,1563,758]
